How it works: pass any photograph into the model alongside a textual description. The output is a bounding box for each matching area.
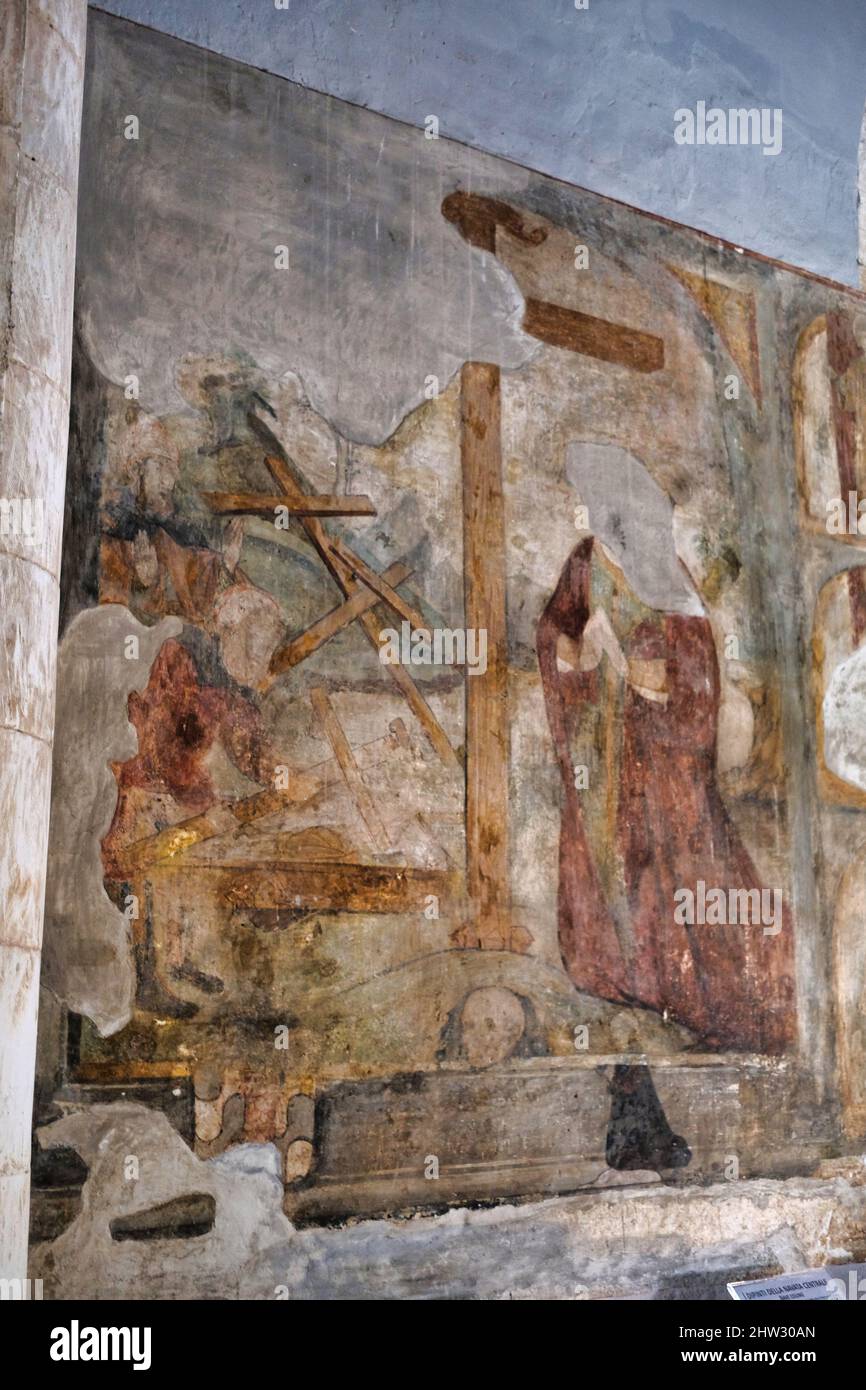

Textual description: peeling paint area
[43,608,183,1035]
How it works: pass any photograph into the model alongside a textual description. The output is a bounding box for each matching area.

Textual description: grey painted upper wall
[95,0,866,286]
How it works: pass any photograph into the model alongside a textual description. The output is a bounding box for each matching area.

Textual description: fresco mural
[30,14,866,1270]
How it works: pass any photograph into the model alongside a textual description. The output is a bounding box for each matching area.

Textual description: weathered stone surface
[0,128,18,262]
[0,939,39,1273]
[0,945,39,1176]
[20,8,84,193]
[813,1155,866,1185]
[0,1172,29,1279]
[32,1105,293,1300]
[0,363,69,576]
[30,1102,866,1300]
[34,0,88,67]
[9,166,77,387]
[0,555,58,741]
[76,14,535,445]
[0,728,52,950]
[0,3,24,131]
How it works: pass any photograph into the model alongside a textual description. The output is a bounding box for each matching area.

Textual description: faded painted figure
[537,446,796,1053]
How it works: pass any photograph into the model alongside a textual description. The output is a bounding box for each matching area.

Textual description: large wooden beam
[177,862,463,915]
[460,361,512,948]
[523,298,664,373]
[202,491,376,517]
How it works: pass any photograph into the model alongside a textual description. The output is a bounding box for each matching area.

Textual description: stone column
[0,0,86,1280]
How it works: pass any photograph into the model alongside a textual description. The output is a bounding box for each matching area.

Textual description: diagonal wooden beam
[262,452,363,592]
[202,491,377,518]
[262,451,460,770]
[267,560,413,681]
[523,298,664,372]
[115,788,314,876]
[310,687,391,853]
[362,626,459,769]
[326,533,429,634]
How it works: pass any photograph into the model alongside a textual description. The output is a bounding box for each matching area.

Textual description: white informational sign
[728,1265,866,1301]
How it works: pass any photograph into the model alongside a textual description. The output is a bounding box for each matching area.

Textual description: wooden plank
[71,1062,193,1081]
[150,861,461,915]
[460,361,513,949]
[202,491,376,517]
[268,560,412,679]
[262,451,460,770]
[310,687,391,852]
[523,297,664,372]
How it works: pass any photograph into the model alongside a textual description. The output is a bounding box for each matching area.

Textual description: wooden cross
[444,191,665,952]
[204,418,460,773]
